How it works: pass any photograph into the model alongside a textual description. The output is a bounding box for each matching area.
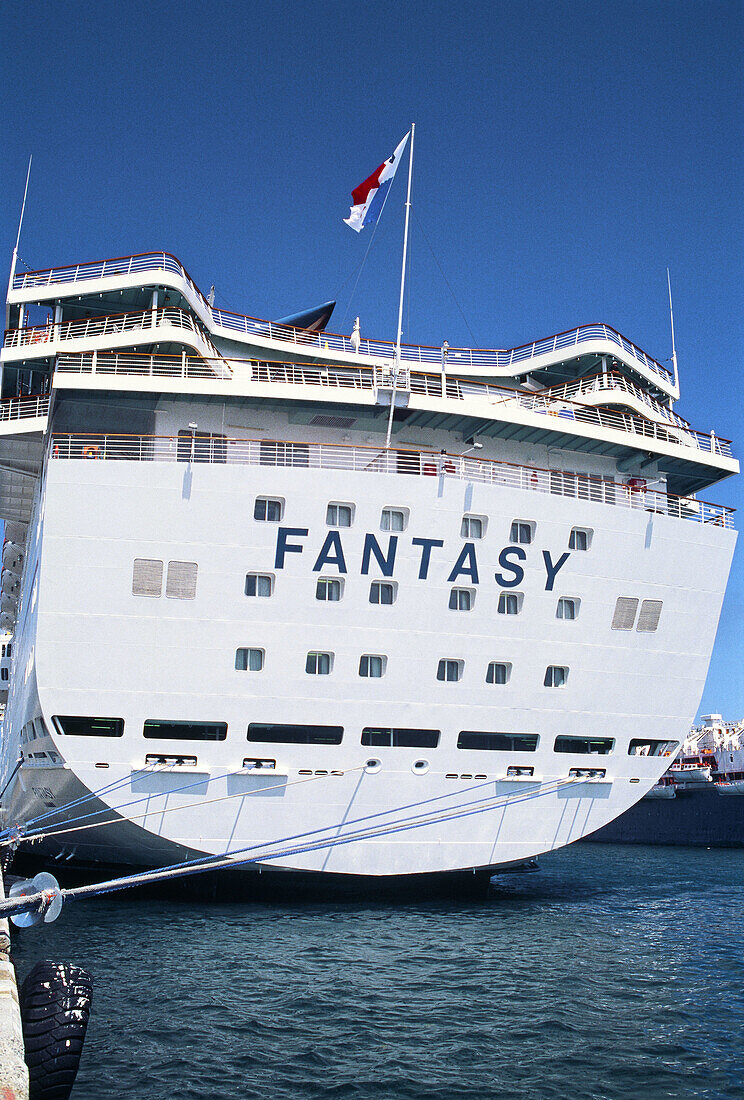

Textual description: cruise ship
[0,248,737,886]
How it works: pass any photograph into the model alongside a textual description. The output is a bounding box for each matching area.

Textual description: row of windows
[247,573,582,619]
[51,716,674,758]
[254,496,593,551]
[235,648,567,686]
[132,563,663,635]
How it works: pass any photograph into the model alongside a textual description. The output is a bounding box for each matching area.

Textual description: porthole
[365,758,382,773]
[412,759,429,774]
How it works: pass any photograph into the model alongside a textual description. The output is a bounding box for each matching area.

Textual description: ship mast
[385,123,415,450]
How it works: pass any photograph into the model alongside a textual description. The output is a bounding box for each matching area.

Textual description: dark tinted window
[144,720,227,741]
[361,728,440,748]
[554,736,614,755]
[247,723,343,745]
[53,716,124,737]
[457,731,538,752]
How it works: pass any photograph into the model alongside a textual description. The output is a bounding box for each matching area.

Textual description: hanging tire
[20,961,93,1100]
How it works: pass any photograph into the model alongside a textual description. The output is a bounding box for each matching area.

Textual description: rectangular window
[569,527,592,551]
[381,508,407,532]
[556,597,579,620]
[437,659,463,682]
[628,738,678,757]
[362,728,440,748]
[166,561,198,600]
[52,716,124,737]
[245,573,273,598]
[254,497,284,522]
[359,654,386,678]
[612,596,639,630]
[498,592,523,615]
[510,520,534,545]
[554,736,614,755]
[486,661,511,685]
[235,647,264,671]
[306,651,333,675]
[449,587,474,611]
[247,722,343,745]
[461,515,485,539]
[177,430,227,463]
[132,558,163,597]
[143,720,227,741]
[637,599,663,632]
[326,502,353,528]
[316,578,343,602]
[0,668,7,681]
[544,665,569,687]
[370,581,396,605]
[259,440,310,467]
[457,731,539,752]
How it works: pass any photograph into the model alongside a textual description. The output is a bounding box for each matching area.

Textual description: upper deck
[8,250,679,400]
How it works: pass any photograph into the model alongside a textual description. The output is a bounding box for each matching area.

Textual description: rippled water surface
[12,843,744,1099]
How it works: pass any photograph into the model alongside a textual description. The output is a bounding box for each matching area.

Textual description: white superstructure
[0,250,737,883]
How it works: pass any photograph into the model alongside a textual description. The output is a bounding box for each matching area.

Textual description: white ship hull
[0,249,736,881]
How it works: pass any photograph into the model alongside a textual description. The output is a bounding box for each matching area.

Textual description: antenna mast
[386,124,415,450]
[667,267,679,394]
[6,156,32,329]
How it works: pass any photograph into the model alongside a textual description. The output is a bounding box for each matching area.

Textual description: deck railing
[52,353,733,459]
[539,372,692,430]
[12,251,675,387]
[0,395,49,422]
[49,433,735,529]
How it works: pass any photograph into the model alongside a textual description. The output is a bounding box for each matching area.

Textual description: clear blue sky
[2,0,742,718]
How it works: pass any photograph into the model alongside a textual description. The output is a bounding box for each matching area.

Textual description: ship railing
[49,433,735,528]
[12,252,675,388]
[5,308,202,348]
[51,353,732,458]
[0,395,50,422]
[539,372,692,429]
[4,310,231,377]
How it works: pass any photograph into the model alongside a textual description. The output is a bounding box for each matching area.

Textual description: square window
[449,587,474,611]
[326,502,353,528]
[510,520,534,545]
[316,578,343,602]
[498,592,523,615]
[544,665,569,687]
[245,573,274,598]
[569,527,592,551]
[370,581,396,605]
[461,515,486,539]
[306,651,333,675]
[381,508,407,532]
[437,659,463,682]
[254,497,284,522]
[359,654,386,678]
[235,647,264,672]
[556,597,579,620]
[486,661,511,685]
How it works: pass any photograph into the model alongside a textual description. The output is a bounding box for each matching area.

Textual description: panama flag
[344,132,410,233]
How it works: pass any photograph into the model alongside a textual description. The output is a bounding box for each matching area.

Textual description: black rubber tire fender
[20,961,93,1100]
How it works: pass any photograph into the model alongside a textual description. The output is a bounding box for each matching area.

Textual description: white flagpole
[666,267,679,394]
[6,156,32,329]
[386,123,414,450]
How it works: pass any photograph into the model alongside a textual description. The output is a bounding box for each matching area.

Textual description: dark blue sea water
[11,843,744,1099]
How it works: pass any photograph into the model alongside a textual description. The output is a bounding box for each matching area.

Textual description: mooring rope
[0,773,594,921]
